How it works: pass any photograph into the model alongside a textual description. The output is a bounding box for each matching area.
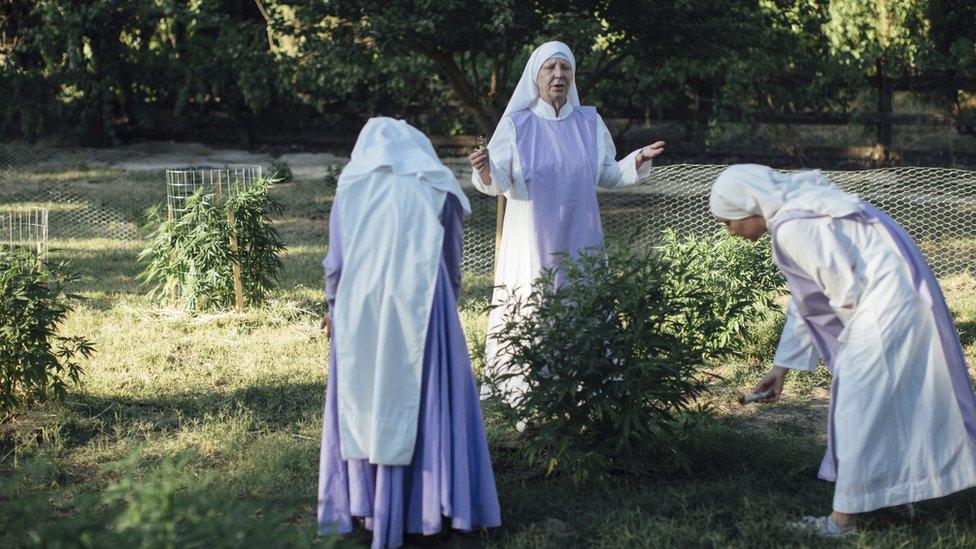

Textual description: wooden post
[875,57,893,164]
[217,169,245,311]
[227,207,245,311]
[167,189,175,303]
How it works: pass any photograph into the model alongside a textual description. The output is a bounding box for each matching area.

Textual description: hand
[319,314,331,337]
[467,147,491,185]
[635,141,665,168]
[754,366,788,403]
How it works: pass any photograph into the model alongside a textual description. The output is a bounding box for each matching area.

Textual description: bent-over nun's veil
[709,164,862,223]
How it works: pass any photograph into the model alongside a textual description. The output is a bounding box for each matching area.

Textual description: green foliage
[322,164,343,188]
[825,0,932,72]
[487,233,784,482]
[0,250,94,413]
[1,1,973,141]
[0,453,313,547]
[0,0,285,142]
[269,159,293,182]
[657,230,786,354]
[227,182,287,304]
[139,178,285,311]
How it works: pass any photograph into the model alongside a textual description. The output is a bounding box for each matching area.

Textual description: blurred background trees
[0,0,972,146]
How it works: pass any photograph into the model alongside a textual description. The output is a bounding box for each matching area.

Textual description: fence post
[875,57,893,164]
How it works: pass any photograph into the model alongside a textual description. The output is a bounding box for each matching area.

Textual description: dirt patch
[711,383,831,438]
[87,142,349,179]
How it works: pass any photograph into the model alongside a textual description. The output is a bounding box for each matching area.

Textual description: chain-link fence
[1,143,975,277]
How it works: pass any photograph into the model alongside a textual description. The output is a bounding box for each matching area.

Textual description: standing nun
[711,164,976,537]
[317,118,501,548]
[466,41,666,398]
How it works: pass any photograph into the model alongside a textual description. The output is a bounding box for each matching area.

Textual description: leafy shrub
[227,183,287,304]
[323,164,343,188]
[657,230,786,356]
[269,159,293,182]
[139,178,285,311]
[0,250,94,413]
[487,233,784,481]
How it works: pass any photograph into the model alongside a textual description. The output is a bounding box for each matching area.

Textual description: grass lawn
[2,176,976,548]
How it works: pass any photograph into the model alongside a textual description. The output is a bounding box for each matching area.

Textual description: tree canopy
[0,0,972,143]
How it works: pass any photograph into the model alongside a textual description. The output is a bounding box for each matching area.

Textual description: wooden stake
[214,170,244,310]
[227,207,245,311]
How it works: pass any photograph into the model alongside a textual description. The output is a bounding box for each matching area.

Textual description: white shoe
[788,515,856,538]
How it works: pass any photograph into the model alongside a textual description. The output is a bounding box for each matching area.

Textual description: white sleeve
[776,219,863,323]
[597,116,653,189]
[774,299,821,371]
[470,118,515,196]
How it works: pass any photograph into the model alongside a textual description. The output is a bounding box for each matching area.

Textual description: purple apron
[511,106,601,286]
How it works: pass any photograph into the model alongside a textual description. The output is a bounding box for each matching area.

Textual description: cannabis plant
[0,250,94,413]
[487,233,784,481]
[139,178,285,311]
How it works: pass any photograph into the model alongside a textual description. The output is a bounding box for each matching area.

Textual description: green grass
[3,176,976,547]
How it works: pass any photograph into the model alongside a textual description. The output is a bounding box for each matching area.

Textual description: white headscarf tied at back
[341,117,471,214]
[333,117,469,465]
[709,164,862,223]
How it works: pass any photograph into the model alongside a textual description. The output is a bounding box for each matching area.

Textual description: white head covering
[709,164,862,223]
[341,117,471,214]
[500,41,579,120]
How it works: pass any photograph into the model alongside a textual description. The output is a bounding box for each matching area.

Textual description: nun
[467,40,666,399]
[317,118,501,548]
[711,164,976,537]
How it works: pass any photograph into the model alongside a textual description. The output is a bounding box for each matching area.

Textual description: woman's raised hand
[468,146,492,186]
[635,140,666,168]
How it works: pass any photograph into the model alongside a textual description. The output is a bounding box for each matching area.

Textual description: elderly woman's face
[537,57,573,105]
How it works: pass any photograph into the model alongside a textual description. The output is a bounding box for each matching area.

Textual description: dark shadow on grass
[486,407,976,547]
[47,246,145,297]
[956,320,976,348]
[46,380,327,451]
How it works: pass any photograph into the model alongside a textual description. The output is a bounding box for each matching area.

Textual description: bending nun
[711,163,976,537]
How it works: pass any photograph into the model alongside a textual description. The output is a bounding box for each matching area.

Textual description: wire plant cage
[165,165,263,219]
[0,207,49,253]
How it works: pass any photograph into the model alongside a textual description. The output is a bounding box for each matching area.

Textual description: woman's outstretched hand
[635,141,666,169]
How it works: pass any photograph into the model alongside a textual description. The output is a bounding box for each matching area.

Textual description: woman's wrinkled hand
[635,141,666,168]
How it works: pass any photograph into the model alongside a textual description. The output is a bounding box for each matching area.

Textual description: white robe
[774,216,976,513]
[471,99,653,389]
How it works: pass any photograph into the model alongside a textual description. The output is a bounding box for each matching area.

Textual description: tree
[289,0,625,132]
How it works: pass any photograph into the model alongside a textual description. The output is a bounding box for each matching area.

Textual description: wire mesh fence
[166,165,263,218]
[1,143,975,277]
[0,207,48,252]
